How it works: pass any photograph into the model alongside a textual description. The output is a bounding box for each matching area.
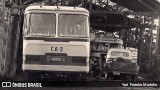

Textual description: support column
[156,16,160,55]
[124,29,128,49]
[138,16,145,67]
[89,0,92,12]
[147,17,154,77]
[138,27,143,66]
[119,29,121,39]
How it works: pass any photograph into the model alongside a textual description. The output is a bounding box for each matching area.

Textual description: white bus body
[22,6,90,73]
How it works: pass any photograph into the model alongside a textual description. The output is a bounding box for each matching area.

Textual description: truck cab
[106,48,132,62]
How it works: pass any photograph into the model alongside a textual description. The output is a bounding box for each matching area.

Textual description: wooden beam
[91,24,133,28]
[90,10,159,16]
[91,23,152,28]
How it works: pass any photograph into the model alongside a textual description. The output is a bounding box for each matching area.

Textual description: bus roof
[25,5,89,13]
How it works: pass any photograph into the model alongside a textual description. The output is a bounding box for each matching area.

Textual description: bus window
[58,14,88,37]
[29,13,56,36]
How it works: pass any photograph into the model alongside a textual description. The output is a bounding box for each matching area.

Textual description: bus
[22,5,90,80]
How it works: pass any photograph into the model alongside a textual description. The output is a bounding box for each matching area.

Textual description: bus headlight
[72,57,86,64]
[26,55,39,60]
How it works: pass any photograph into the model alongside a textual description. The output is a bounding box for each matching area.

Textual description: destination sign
[94,37,117,42]
[101,37,117,41]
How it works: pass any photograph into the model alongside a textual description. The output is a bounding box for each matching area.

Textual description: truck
[105,48,139,80]
[90,32,123,79]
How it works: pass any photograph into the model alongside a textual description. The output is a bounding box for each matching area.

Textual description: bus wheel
[68,73,81,81]
[25,72,32,81]
[26,71,39,81]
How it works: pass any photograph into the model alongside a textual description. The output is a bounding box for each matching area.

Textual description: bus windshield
[58,14,88,37]
[29,13,56,36]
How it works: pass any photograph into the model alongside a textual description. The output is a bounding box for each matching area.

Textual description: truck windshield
[111,51,129,57]
[29,13,56,36]
[58,14,88,37]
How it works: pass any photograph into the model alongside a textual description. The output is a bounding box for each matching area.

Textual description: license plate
[46,54,65,62]
[113,71,120,75]
[50,57,62,61]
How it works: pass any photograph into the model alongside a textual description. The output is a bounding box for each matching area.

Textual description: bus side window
[23,15,28,35]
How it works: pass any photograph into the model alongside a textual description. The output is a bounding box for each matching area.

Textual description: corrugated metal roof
[22,0,160,12]
[21,0,157,31]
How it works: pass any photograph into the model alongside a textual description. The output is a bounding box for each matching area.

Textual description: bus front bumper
[22,64,89,73]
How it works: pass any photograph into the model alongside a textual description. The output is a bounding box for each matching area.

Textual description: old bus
[22,6,90,80]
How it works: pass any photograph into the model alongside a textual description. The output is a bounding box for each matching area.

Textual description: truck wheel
[106,72,112,79]
[131,75,137,81]
[126,75,136,81]
[126,75,132,81]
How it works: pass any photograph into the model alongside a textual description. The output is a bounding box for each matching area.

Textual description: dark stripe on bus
[24,54,87,66]
[24,37,90,42]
